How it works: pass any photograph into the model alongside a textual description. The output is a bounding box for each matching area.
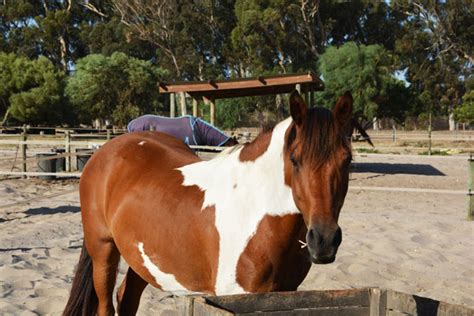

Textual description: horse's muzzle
[306,225,342,265]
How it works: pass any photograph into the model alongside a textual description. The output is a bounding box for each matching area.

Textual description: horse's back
[80,131,199,225]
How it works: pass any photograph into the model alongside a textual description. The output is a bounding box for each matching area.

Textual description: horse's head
[284,91,353,264]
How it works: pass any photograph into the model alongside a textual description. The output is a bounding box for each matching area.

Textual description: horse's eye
[290,154,298,167]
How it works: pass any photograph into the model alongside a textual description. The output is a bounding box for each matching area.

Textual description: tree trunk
[1,108,10,126]
[448,111,456,131]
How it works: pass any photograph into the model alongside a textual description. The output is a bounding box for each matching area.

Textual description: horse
[63,91,354,316]
[127,114,238,147]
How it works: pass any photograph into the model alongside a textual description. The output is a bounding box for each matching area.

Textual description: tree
[0,53,66,125]
[455,90,474,125]
[112,0,235,80]
[394,0,472,129]
[316,42,410,122]
[65,52,167,126]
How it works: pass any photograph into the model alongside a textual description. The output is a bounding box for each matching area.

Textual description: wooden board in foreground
[171,288,474,316]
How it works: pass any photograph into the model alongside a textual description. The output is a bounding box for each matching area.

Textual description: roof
[158,72,324,99]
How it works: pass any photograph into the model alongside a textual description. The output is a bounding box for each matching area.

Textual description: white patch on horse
[178,118,298,295]
[138,141,146,146]
[137,242,192,294]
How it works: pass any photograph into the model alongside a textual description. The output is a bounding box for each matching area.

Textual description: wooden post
[65,130,71,172]
[295,84,301,94]
[309,91,314,107]
[192,98,198,117]
[180,92,187,116]
[170,93,176,117]
[21,125,27,178]
[106,128,111,140]
[392,124,396,143]
[468,153,474,221]
[210,97,216,126]
[428,112,432,155]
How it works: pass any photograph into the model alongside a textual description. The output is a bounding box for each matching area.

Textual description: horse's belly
[110,195,219,295]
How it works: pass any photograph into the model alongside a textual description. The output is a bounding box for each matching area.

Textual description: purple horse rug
[127,115,231,147]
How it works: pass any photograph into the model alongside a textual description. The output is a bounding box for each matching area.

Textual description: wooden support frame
[170,93,176,118]
[159,72,324,126]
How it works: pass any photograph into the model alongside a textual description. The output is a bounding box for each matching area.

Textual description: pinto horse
[63,91,354,316]
[127,115,238,147]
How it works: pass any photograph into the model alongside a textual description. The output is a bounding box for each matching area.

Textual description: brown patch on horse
[80,131,219,294]
[238,130,273,162]
[235,214,311,292]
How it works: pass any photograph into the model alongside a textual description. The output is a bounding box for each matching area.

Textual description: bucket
[52,148,66,173]
[76,148,92,171]
[36,153,57,181]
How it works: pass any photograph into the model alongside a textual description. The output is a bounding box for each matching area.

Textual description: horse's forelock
[287,107,350,168]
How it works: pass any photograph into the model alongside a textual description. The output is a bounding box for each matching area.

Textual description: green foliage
[455,91,474,125]
[316,42,409,121]
[65,52,167,126]
[0,1,471,128]
[0,53,66,125]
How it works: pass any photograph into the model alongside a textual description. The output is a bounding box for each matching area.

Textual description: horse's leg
[117,267,148,315]
[88,240,120,316]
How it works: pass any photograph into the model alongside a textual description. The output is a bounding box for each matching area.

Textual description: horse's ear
[333,91,353,127]
[290,90,307,126]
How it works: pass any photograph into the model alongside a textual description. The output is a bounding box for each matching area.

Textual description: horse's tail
[63,243,98,316]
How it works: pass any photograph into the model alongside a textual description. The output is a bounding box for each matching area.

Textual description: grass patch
[356,148,380,154]
[418,149,451,156]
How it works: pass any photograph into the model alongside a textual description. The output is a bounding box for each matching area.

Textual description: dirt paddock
[0,152,473,315]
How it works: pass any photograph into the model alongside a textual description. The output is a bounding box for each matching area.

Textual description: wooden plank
[349,186,467,195]
[242,306,370,316]
[386,290,474,316]
[0,171,81,177]
[436,301,474,316]
[370,288,387,316]
[193,98,199,117]
[204,289,370,314]
[170,93,176,117]
[210,97,216,126]
[193,297,233,316]
[159,72,323,94]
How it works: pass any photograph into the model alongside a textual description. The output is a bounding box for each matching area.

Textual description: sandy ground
[0,152,473,315]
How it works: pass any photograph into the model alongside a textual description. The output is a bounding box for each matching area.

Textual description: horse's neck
[178,118,298,294]
[179,117,297,218]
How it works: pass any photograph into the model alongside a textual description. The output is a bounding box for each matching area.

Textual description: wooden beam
[159,72,323,94]
[210,97,216,126]
[192,98,198,117]
[170,93,176,117]
[179,92,187,116]
[187,83,322,100]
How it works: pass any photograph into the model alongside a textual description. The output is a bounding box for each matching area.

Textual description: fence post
[106,128,111,141]
[428,112,432,155]
[468,153,474,221]
[392,124,396,143]
[21,125,27,178]
[65,130,71,172]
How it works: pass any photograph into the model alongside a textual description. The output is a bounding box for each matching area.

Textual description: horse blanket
[127,115,231,147]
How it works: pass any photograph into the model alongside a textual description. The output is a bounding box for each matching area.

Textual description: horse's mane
[286,108,351,168]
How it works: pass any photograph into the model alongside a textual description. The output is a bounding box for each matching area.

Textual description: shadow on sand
[351,163,445,176]
[25,206,80,216]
